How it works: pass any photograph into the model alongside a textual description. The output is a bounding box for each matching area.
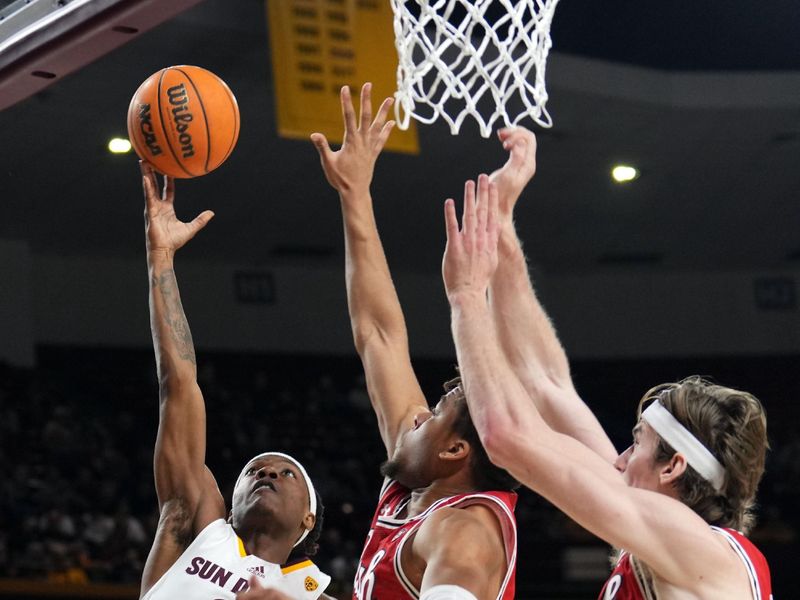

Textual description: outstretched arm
[443,177,738,595]
[140,162,225,596]
[311,84,427,457]
[487,128,617,463]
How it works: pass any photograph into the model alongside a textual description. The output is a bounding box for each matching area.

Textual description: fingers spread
[487,181,499,247]
[375,120,395,151]
[141,162,159,206]
[359,82,373,130]
[462,180,476,234]
[142,174,154,201]
[162,175,175,203]
[340,85,357,134]
[310,132,332,164]
[190,210,215,235]
[372,96,394,132]
[476,174,490,235]
[444,198,460,244]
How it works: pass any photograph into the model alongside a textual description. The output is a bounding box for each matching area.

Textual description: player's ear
[659,452,688,486]
[302,512,315,531]
[440,438,469,461]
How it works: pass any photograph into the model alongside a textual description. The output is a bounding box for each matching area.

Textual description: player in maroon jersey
[441,142,773,599]
[310,84,526,600]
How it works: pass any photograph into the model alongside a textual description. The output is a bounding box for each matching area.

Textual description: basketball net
[391,0,561,137]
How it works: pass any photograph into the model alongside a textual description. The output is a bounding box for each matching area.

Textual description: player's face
[383,390,461,489]
[614,421,663,492]
[231,456,313,536]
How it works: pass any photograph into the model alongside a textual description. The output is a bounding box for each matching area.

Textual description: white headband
[641,400,726,492]
[237,452,317,547]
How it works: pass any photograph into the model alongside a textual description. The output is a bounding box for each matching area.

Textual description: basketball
[127,65,240,178]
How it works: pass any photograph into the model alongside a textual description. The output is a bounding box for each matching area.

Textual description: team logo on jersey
[304,576,319,591]
[247,565,266,578]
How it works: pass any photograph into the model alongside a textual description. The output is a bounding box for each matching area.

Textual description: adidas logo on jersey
[247,565,266,578]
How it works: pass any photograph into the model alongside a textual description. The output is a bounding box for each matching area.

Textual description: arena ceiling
[1,0,799,275]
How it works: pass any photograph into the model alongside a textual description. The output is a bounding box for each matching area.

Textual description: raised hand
[310,83,394,195]
[234,576,295,600]
[443,174,500,299]
[488,127,537,221]
[141,161,214,257]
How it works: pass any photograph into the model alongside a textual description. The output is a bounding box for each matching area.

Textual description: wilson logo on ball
[127,65,240,178]
[166,83,195,159]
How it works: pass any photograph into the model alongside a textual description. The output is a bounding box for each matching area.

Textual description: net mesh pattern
[391,0,560,137]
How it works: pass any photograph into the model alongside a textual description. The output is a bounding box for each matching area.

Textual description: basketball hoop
[390,0,561,137]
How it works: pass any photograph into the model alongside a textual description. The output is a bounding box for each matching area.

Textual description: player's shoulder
[419,503,503,545]
[413,505,506,570]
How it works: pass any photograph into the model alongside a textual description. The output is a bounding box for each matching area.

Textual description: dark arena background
[1,1,799,599]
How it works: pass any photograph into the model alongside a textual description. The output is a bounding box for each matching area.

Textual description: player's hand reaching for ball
[310,82,394,196]
[488,127,537,223]
[141,161,214,258]
[442,174,501,300]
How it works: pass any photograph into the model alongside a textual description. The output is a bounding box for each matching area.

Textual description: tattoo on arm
[153,269,197,365]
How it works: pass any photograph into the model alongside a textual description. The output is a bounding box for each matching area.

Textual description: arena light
[108,137,132,153]
[612,164,639,183]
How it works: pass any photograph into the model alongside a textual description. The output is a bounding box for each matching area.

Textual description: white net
[391,0,561,137]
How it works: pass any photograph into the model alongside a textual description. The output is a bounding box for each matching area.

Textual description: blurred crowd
[0,349,797,597]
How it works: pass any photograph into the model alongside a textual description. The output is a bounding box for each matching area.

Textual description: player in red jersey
[441,134,773,599]
[310,84,522,600]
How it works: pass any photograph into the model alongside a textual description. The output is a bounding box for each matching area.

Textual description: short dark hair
[444,376,520,492]
[291,489,324,558]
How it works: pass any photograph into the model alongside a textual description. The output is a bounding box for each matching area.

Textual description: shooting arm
[148,251,209,513]
[140,165,225,596]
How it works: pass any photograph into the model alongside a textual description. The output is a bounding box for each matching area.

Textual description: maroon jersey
[353,479,518,600]
[598,526,772,600]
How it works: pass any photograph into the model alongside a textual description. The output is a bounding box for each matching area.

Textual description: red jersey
[353,479,518,600]
[597,526,772,600]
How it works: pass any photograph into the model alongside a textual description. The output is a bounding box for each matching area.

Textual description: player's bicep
[359,339,428,455]
[152,383,207,508]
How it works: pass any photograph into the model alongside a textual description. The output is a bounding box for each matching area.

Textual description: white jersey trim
[711,527,761,600]
[391,492,517,600]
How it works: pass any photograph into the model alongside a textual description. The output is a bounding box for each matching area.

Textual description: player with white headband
[441,137,773,599]
[138,162,330,600]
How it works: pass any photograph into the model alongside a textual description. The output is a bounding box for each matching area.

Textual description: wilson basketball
[127,65,240,178]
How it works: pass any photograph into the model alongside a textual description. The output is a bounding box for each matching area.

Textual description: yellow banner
[267,0,419,154]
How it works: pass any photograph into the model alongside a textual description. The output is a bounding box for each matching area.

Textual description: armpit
[158,497,194,550]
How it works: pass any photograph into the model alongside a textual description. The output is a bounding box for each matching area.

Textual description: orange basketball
[127,65,240,178]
